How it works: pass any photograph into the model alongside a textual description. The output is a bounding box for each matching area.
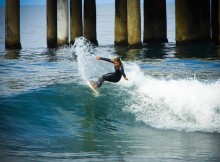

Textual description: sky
[0,0,175,6]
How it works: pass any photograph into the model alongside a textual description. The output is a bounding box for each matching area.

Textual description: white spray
[74,37,220,133]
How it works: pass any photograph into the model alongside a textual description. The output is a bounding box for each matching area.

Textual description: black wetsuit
[96,57,126,88]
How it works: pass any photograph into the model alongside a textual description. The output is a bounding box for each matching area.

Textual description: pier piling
[70,0,82,44]
[47,0,57,48]
[211,0,219,43]
[84,0,98,45]
[5,0,21,49]
[57,0,68,46]
[143,0,168,43]
[127,0,142,48]
[175,0,211,44]
[115,0,128,46]
[219,0,220,43]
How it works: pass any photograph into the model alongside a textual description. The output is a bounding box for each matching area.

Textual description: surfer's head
[111,57,122,67]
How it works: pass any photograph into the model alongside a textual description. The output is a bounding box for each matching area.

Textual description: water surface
[0,4,220,162]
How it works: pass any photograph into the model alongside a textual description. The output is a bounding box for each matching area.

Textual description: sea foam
[121,62,220,133]
[74,37,220,133]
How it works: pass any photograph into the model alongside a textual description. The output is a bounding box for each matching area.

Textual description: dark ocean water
[0,4,220,162]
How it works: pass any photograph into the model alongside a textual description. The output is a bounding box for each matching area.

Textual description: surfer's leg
[96,76,105,88]
[96,73,114,88]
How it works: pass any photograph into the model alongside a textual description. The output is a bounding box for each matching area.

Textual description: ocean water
[1,4,220,162]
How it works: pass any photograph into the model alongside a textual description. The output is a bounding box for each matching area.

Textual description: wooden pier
[5,0,220,49]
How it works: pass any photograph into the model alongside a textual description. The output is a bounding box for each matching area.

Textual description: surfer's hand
[96,56,101,60]
[125,77,128,80]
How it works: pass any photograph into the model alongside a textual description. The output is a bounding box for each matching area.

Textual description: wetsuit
[96,57,126,88]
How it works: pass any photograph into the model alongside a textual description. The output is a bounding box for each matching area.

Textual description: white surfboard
[87,80,99,95]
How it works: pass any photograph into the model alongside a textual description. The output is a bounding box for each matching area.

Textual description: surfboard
[87,80,99,95]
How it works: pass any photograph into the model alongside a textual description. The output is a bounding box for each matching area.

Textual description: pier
[5,0,220,49]
[5,0,21,49]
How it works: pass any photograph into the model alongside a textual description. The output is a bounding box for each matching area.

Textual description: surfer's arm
[96,56,113,63]
[120,67,128,80]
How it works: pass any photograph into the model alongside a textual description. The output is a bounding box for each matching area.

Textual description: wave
[74,37,220,133]
[122,64,220,132]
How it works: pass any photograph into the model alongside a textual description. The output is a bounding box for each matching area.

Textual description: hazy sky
[0,0,175,6]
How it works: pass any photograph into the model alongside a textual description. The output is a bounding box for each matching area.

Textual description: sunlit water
[0,4,220,162]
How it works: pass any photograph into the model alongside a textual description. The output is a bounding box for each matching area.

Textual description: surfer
[90,56,128,89]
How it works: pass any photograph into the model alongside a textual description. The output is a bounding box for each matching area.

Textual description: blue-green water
[1,4,220,162]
